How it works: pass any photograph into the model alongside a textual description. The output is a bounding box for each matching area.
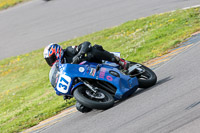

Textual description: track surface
[1,0,200,133]
[0,0,200,60]
[31,34,200,133]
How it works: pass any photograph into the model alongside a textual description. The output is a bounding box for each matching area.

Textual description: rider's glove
[72,53,83,64]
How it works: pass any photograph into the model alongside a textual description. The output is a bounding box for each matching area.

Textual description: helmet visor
[45,53,57,66]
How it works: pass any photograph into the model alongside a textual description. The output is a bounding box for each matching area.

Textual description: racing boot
[76,102,92,113]
[114,56,129,70]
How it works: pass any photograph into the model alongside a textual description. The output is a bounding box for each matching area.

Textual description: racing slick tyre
[129,62,157,88]
[74,86,114,110]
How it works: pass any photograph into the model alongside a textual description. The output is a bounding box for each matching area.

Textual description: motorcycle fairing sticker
[106,76,113,81]
[99,68,106,79]
[56,74,71,93]
[89,68,96,76]
[59,64,65,71]
[79,67,85,73]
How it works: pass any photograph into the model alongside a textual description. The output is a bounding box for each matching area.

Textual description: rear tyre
[129,62,157,88]
[74,86,114,110]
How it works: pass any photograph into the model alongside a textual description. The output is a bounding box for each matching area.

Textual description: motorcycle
[49,53,157,113]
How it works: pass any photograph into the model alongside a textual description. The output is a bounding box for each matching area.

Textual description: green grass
[0,7,200,133]
[0,0,27,10]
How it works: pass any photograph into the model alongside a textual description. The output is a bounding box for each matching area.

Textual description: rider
[43,41,129,69]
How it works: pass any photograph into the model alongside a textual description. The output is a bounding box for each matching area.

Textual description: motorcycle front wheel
[129,62,157,88]
[74,86,114,110]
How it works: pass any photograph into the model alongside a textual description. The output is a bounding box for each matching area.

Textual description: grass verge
[0,0,27,10]
[0,7,200,133]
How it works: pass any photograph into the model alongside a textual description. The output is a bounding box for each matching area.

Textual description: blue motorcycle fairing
[100,67,138,99]
[54,63,99,96]
[52,61,139,100]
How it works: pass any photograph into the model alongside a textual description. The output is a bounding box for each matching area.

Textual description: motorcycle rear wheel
[74,86,114,110]
[129,62,157,88]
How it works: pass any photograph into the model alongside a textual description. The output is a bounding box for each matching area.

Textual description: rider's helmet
[43,43,64,66]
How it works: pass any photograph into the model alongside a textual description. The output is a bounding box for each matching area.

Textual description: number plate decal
[56,74,71,93]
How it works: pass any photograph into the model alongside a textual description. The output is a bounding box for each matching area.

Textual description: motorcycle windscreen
[49,62,60,88]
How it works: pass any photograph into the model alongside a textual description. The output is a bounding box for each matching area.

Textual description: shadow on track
[80,76,173,114]
[114,76,173,107]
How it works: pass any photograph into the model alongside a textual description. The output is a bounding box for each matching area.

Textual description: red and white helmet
[43,43,63,66]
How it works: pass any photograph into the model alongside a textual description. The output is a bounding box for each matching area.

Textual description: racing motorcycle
[49,53,157,113]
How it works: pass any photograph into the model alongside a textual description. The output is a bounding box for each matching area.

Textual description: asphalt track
[0,0,200,60]
[1,0,200,133]
[23,34,200,133]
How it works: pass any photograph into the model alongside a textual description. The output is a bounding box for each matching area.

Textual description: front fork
[64,78,98,101]
[77,77,98,93]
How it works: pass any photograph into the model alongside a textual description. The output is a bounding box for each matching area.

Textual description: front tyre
[129,62,157,88]
[74,86,114,110]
